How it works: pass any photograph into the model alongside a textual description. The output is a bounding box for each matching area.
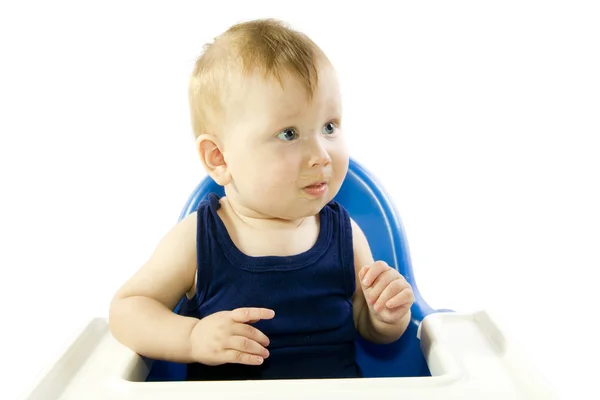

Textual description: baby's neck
[217,196,321,258]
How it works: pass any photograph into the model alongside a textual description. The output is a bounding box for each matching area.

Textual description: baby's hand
[359,261,414,324]
[190,307,274,366]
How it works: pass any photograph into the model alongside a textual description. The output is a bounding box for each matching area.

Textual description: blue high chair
[146,157,443,381]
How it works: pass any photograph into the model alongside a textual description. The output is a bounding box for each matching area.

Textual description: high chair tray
[18,311,556,400]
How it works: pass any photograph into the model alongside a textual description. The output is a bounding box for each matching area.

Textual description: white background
[1,1,598,399]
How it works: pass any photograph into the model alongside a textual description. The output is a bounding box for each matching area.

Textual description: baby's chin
[293,195,334,215]
[255,197,330,220]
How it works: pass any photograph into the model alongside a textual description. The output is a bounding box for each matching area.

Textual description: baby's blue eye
[277,128,298,141]
[322,122,336,135]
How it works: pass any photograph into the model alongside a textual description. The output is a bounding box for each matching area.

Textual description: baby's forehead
[232,60,337,99]
[220,72,340,139]
[230,68,339,117]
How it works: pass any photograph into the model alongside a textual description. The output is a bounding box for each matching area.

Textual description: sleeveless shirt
[179,193,361,380]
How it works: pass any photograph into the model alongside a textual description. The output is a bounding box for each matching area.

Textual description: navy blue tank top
[179,193,361,380]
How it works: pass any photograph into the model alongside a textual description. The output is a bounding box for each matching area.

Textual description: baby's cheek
[333,159,349,185]
[268,160,298,183]
[252,152,301,191]
[259,170,290,194]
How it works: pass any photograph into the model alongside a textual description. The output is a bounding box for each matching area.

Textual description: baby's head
[189,19,348,220]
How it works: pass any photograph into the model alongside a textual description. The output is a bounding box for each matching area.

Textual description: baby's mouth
[302,182,328,197]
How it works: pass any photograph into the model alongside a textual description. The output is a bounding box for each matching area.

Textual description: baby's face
[220,61,349,220]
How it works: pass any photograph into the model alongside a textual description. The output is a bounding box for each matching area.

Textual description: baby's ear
[196,134,231,186]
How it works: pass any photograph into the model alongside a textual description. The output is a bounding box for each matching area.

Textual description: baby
[109,18,414,381]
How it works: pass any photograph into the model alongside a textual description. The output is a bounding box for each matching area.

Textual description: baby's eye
[277,128,298,141]
[322,122,337,135]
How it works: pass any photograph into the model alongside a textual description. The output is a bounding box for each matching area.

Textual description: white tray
[17,311,557,399]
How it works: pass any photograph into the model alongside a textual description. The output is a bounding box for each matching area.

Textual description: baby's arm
[351,219,413,344]
[108,212,200,363]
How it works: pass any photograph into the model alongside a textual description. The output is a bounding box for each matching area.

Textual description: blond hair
[188,19,326,138]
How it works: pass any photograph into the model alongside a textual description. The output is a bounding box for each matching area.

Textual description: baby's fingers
[361,261,389,287]
[223,349,266,366]
[230,307,275,324]
[385,286,415,309]
[232,322,271,347]
[227,335,270,359]
[224,335,270,365]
